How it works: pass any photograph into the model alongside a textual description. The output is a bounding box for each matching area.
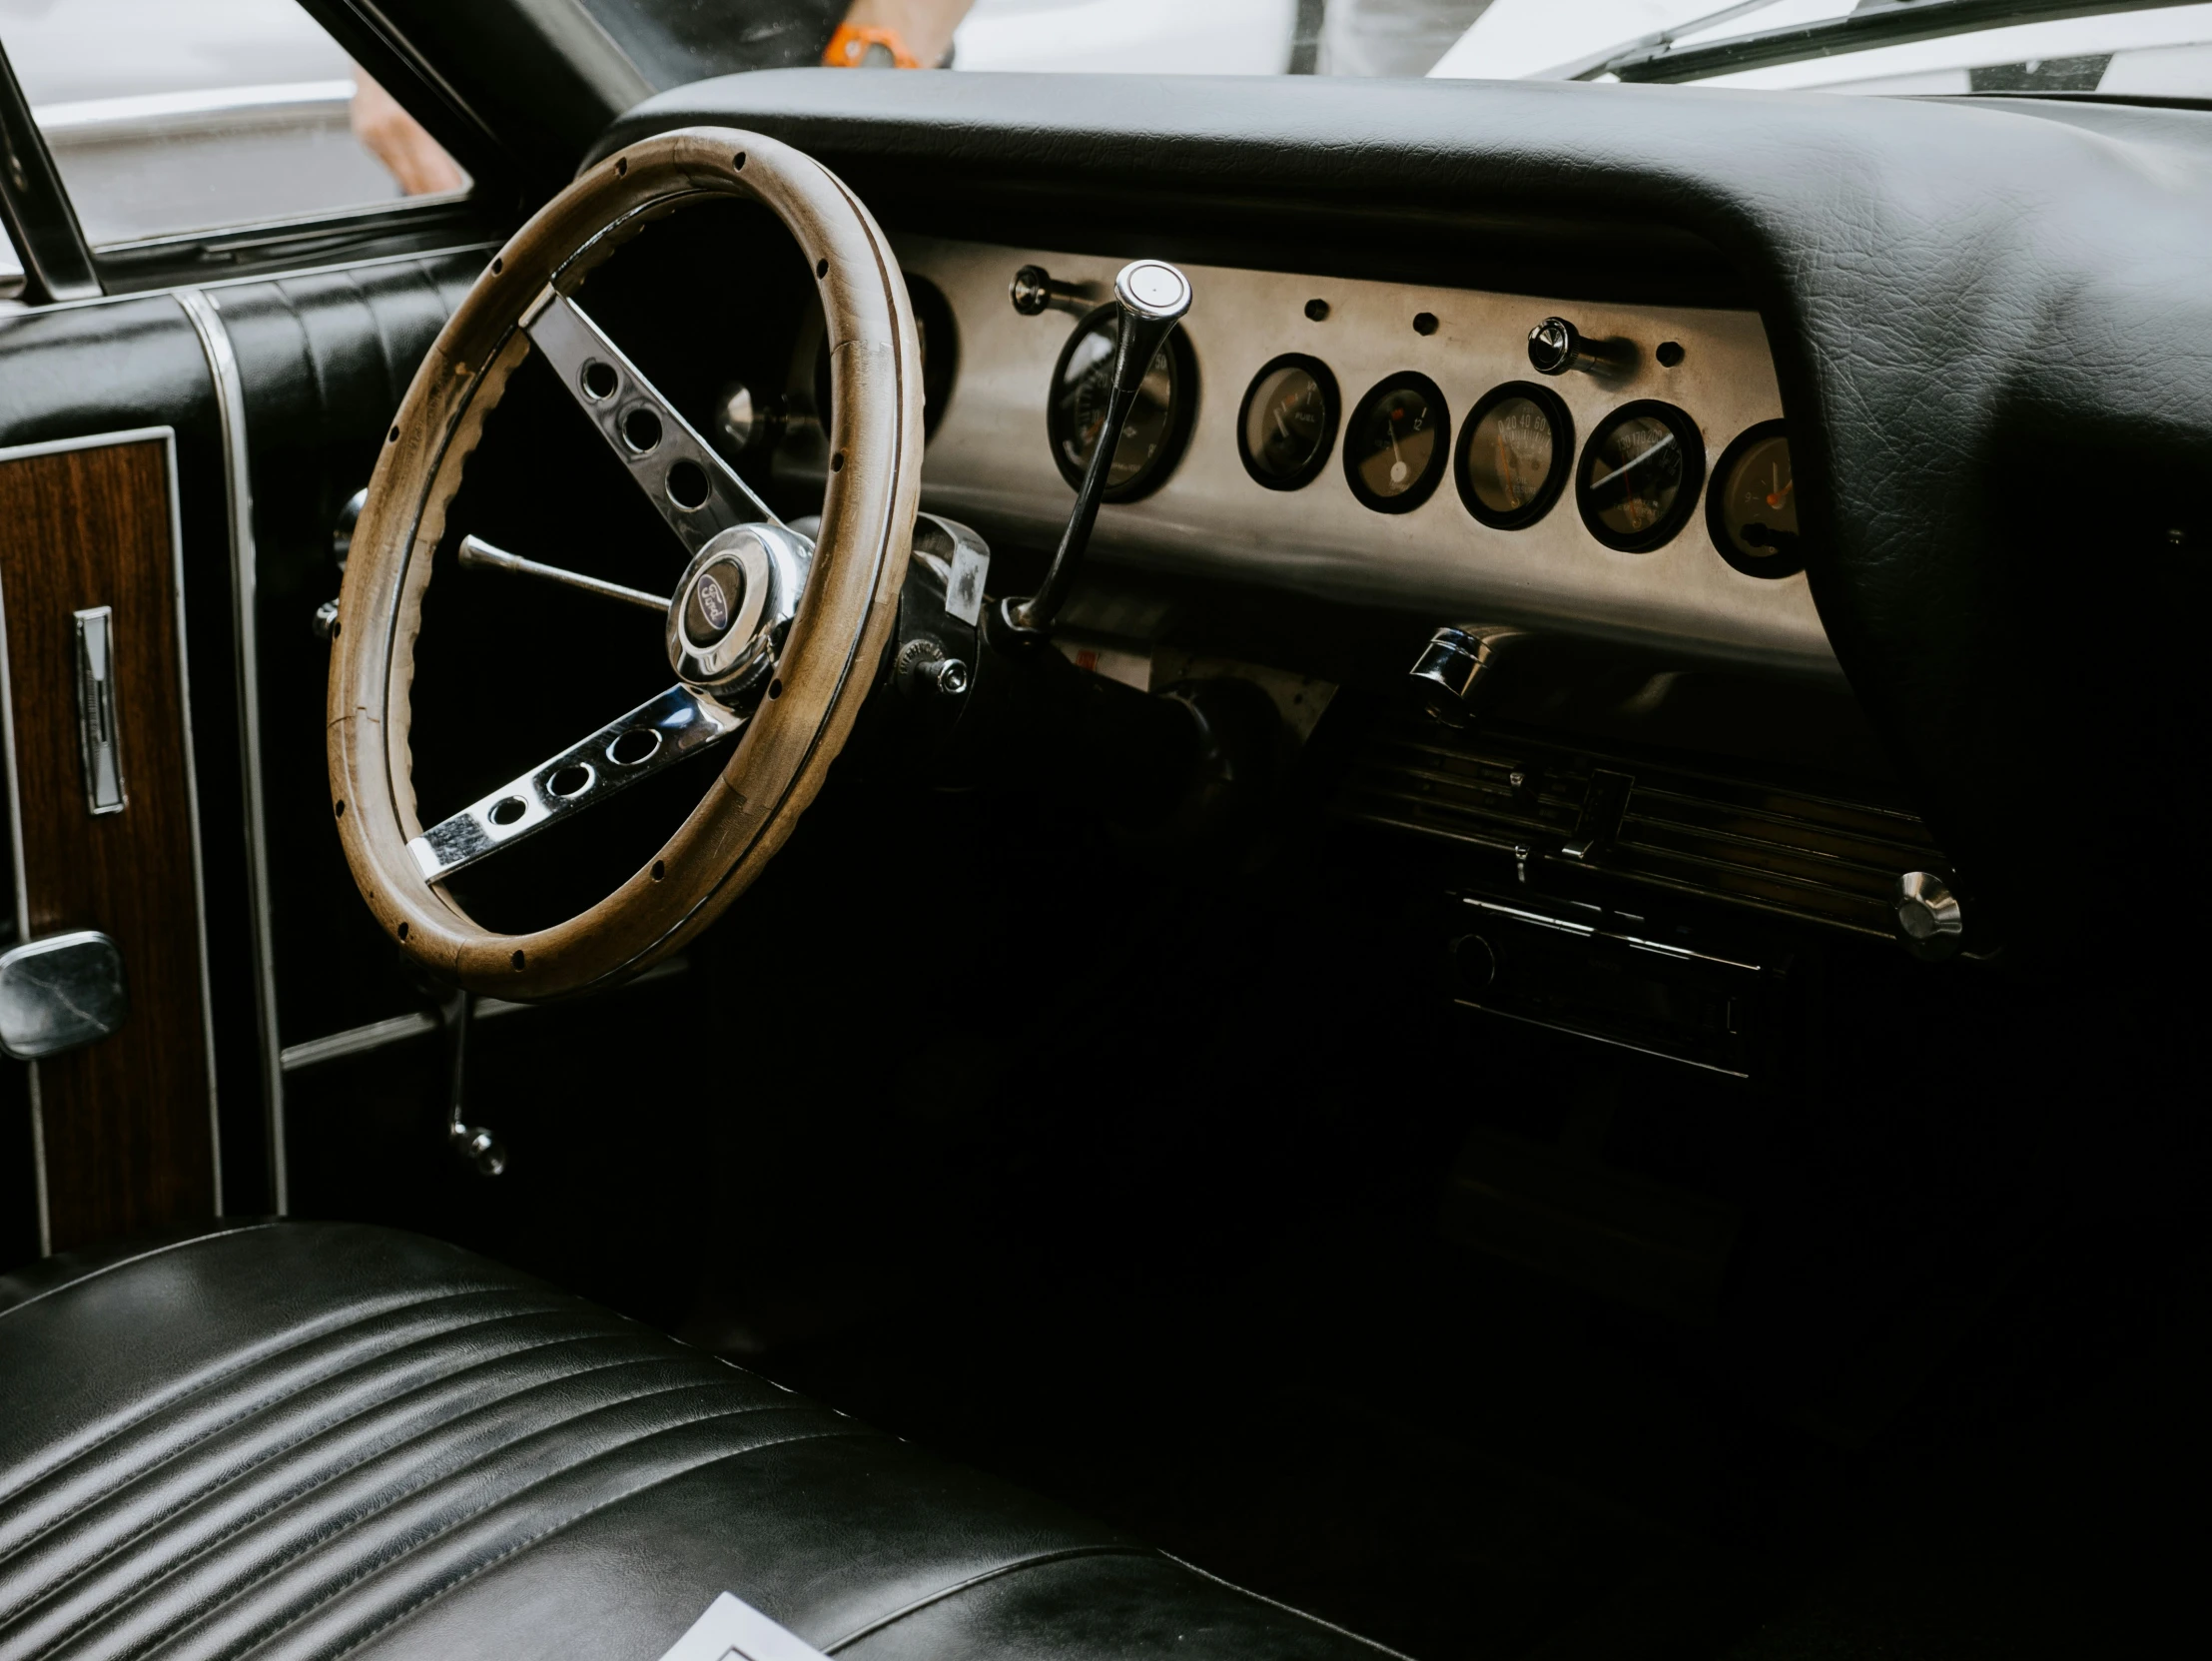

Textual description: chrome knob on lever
[1527,317,1632,379]
[1408,624,1528,722]
[1002,261,1192,638]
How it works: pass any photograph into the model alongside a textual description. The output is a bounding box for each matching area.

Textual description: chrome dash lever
[1002,260,1192,638]
[73,605,126,816]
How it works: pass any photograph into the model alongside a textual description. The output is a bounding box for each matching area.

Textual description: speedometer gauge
[1047,303,1197,502]
[1237,355,1339,490]
[1344,372,1448,512]
[1707,421,1803,576]
[1456,382,1572,529]
[1576,401,1705,552]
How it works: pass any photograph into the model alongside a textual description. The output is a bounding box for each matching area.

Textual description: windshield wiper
[1582,0,2205,85]
[1527,0,1796,82]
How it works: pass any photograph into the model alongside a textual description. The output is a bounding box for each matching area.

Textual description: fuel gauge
[1707,420,1804,577]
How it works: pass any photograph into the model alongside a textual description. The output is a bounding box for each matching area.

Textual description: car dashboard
[771,236,1830,678]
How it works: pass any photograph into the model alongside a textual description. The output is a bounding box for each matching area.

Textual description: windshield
[584,1,2212,94]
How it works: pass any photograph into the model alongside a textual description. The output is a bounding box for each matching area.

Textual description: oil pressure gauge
[1707,420,1803,576]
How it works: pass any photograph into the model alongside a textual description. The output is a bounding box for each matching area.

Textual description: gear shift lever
[1002,260,1192,637]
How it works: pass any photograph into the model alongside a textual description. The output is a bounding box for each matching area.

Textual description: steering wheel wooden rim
[328,127,922,1000]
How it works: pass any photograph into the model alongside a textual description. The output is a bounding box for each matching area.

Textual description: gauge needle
[1591,432,1677,496]
[1766,475,1794,511]
[1274,407,1291,439]
[1387,422,1408,485]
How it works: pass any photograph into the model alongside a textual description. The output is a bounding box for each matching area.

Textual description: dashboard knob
[1527,317,1627,378]
[1009,264,1091,317]
[1891,871,1964,960]
[1410,628,1487,717]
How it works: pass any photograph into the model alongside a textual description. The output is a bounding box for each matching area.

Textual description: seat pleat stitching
[35,1383,818,1661]
[0,1285,549,1507]
[0,1226,277,1326]
[0,1350,705,1660]
[147,1407,852,1661]
[0,1325,672,1626]
[254,1427,882,1661]
[0,1302,605,1570]
[0,1288,571,1524]
[822,1546,1159,1654]
[7,1365,737,1661]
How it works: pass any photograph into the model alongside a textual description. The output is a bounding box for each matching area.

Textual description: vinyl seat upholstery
[0,1222,1392,1660]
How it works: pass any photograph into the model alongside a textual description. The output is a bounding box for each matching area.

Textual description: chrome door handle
[73,604,126,815]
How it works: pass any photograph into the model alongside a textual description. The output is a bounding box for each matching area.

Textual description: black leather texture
[0,1222,1397,1660]
[596,71,2212,960]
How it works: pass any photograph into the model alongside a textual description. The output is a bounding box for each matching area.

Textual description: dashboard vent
[1336,715,1949,940]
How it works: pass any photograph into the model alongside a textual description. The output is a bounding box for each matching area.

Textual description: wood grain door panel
[0,430,217,1250]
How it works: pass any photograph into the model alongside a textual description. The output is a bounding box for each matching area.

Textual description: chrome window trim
[177,289,287,1218]
[0,235,497,320]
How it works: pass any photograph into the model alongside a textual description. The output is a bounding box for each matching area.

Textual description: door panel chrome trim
[178,288,285,1215]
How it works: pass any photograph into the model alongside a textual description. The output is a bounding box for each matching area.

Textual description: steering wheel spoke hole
[666,458,710,509]
[607,727,662,767]
[620,406,663,453]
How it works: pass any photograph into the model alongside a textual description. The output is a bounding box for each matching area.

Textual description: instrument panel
[786,237,1836,678]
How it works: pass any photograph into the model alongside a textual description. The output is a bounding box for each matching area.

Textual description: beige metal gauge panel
[887,234,1838,680]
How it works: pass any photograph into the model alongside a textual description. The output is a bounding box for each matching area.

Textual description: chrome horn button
[666,521,810,697]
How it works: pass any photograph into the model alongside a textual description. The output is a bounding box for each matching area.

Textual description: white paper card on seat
[656,1591,831,1661]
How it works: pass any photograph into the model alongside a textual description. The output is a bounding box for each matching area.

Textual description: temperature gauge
[1707,421,1803,577]
[1344,371,1448,513]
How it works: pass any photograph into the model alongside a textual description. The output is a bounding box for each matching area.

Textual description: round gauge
[1237,355,1339,491]
[1343,372,1449,513]
[1455,382,1573,529]
[1047,303,1198,503]
[1576,401,1706,552]
[1706,420,1803,577]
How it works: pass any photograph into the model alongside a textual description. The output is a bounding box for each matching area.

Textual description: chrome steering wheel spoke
[406,684,742,883]
[521,288,781,554]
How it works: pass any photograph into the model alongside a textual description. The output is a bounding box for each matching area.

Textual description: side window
[0,0,466,255]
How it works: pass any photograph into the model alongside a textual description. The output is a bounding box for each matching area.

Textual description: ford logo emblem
[696,570,730,632]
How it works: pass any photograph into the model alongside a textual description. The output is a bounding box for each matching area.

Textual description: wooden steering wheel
[329,128,923,999]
